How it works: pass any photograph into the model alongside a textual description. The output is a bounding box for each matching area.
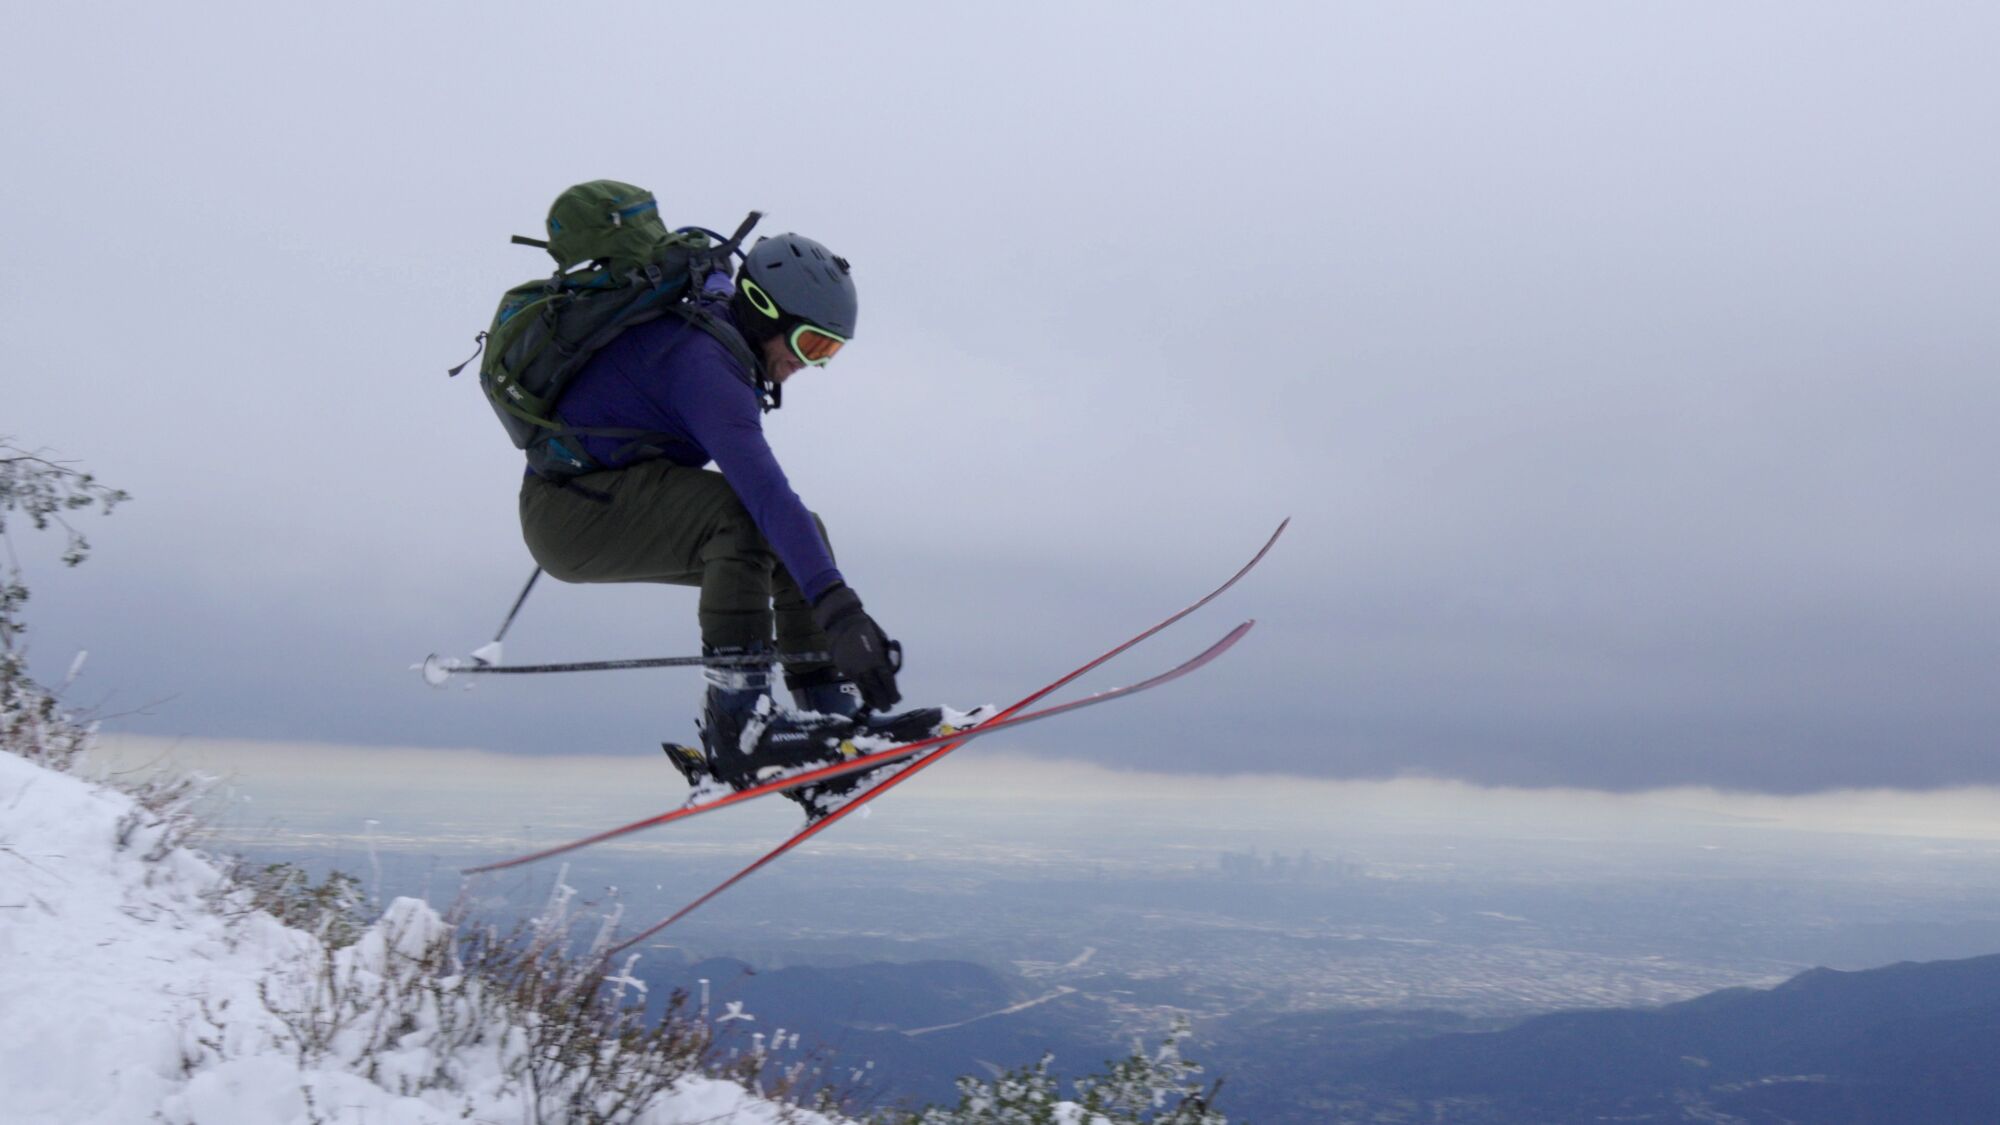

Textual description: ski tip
[1250,519,1289,562]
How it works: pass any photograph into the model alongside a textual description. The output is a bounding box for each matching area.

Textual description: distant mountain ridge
[662,956,1020,1031]
[641,946,2000,1123]
[1335,952,2000,1122]
[635,955,1131,1108]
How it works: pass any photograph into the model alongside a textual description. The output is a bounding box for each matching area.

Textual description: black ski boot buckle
[661,742,712,787]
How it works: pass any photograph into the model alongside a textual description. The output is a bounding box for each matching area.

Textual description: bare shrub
[890,1018,1232,1125]
[0,660,94,773]
[246,874,730,1124]
[233,862,371,949]
[1,438,125,774]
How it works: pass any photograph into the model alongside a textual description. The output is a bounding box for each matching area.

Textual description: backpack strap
[446,331,488,377]
[677,302,772,409]
[526,301,771,479]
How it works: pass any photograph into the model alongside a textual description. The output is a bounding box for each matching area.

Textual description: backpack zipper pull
[447,331,488,377]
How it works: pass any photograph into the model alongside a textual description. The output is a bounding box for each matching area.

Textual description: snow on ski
[463,619,1254,876]
[600,518,1289,955]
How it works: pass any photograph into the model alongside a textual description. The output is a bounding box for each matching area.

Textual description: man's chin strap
[741,347,781,412]
[727,313,783,412]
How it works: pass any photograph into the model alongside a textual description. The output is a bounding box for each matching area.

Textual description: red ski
[465,620,1253,875]
[464,616,1248,872]
[601,518,1288,955]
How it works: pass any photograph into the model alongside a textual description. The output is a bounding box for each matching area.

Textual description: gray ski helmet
[733,233,858,339]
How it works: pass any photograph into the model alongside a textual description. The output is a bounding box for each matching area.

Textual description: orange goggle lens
[789,324,847,365]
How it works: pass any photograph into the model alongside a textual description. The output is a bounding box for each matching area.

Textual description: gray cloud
[6,2,1997,794]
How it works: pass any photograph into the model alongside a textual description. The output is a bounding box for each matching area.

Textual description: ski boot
[660,649,969,819]
[781,665,950,818]
[781,698,998,820]
[682,648,854,788]
[661,741,714,788]
[787,666,867,719]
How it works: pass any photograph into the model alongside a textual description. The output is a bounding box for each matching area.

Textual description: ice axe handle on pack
[672,210,763,272]
[711,210,762,265]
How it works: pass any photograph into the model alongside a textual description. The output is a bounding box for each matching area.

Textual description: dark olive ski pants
[519,459,835,675]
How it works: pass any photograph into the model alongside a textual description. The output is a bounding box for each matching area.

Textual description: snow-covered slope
[0,749,830,1125]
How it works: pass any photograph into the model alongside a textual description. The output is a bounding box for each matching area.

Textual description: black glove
[812,583,902,712]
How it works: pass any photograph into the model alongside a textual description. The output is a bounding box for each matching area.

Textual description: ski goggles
[788,322,848,366]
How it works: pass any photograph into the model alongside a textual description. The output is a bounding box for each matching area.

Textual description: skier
[515,232,942,815]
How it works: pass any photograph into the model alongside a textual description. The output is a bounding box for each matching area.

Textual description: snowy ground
[0,749,835,1125]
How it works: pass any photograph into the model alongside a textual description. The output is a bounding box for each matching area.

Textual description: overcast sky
[5,2,1996,794]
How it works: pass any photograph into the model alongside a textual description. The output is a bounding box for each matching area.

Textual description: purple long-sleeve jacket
[552,286,845,603]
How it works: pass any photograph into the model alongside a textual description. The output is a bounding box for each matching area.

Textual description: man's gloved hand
[811,583,902,712]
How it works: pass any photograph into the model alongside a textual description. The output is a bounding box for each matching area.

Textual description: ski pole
[419,649,831,686]
[472,567,543,665]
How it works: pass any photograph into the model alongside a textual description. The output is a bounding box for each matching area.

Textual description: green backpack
[451,180,762,478]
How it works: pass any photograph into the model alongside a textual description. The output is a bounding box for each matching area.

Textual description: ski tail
[601,518,1288,954]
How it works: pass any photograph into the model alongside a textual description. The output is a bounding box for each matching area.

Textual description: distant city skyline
[128,732,2000,1044]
